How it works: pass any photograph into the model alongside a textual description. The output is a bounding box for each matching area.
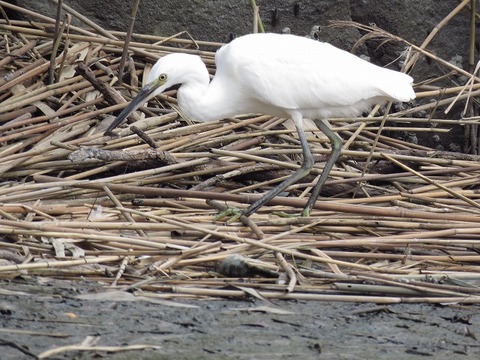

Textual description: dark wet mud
[1,278,479,359]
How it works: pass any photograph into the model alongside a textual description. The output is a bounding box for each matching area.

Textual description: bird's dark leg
[242,115,314,217]
[302,119,342,216]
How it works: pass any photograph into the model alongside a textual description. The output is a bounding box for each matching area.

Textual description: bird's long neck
[176,70,238,122]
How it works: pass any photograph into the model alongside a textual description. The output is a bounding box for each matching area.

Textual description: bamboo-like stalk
[404,0,472,72]
[154,286,480,303]
[0,256,123,273]
[117,0,141,83]
[0,23,217,58]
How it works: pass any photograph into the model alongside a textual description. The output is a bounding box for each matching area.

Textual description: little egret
[105,33,415,217]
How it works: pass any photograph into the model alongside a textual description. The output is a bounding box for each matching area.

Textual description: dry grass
[1,2,480,303]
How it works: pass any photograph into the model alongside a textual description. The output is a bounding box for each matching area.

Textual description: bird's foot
[301,208,311,217]
[214,207,244,224]
[271,211,297,218]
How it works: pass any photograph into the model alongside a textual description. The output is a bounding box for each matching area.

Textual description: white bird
[105,33,415,217]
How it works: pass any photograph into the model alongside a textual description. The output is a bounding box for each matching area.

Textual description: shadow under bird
[105,33,415,217]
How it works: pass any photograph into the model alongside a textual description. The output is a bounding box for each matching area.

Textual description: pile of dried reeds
[1,1,480,304]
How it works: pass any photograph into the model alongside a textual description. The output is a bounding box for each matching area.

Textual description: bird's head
[104,53,205,136]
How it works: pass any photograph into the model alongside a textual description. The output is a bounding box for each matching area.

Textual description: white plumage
[106,33,415,218]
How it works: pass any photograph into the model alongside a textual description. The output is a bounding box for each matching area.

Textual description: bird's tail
[382,71,415,102]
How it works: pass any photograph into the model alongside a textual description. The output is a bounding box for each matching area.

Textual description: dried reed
[1,3,480,304]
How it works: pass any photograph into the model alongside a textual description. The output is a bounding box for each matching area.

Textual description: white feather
[151,33,415,122]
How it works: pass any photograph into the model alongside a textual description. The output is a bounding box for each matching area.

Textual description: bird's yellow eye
[159,73,167,82]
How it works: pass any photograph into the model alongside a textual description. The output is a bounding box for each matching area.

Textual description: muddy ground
[0,278,479,359]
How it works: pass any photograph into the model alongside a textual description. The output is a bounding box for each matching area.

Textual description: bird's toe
[213,207,243,223]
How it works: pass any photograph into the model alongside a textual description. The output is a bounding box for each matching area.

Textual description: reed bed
[1,2,480,304]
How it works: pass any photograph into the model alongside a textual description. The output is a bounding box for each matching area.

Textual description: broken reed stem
[0,256,123,273]
[0,23,217,58]
[404,0,472,71]
[381,153,480,209]
[274,252,297,292]
[163,286,480,304]
[118,0,141,83]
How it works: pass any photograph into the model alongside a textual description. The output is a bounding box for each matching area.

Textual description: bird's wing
[215,34,413,118]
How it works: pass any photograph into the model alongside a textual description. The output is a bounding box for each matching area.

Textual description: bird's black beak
[104,79,163,137]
